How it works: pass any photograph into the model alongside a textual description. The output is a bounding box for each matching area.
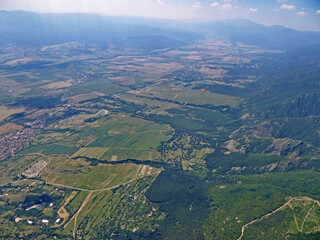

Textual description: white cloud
[156,0,165,5]
[297,11,307,16]
[209,2,232,10]
[316,10,320,15]
[248,8,258,12]
[209,2,219,7]
[192,1,202,9]
[280,4,295,10]
[223,0,232,2]
[277,0,288,3]
[220,3,232,10]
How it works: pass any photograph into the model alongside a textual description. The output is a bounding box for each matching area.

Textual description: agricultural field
[101,148,159,161]
[0,123,23,134]
[18,144,78,156]
[72,147,109,159]
[41,156,160,190]
[41,79,74,89]
[88,131,169,149]
[133,86,241,107]
[0,106,26,122]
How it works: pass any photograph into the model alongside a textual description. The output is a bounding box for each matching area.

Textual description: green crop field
[41,157,160,190]
[72,147,109,159]
[101,148,159,161]
[142,87,241,107]
[87,129,170,150]
[18,144,78,156]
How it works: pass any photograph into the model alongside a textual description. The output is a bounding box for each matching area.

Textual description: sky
[1,0,320,31]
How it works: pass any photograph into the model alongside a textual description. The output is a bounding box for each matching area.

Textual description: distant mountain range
[0,10,198,50]
[1,10,320,51]
[198,19,320,50]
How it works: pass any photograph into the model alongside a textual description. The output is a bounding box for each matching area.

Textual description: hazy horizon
[1,0,320,31]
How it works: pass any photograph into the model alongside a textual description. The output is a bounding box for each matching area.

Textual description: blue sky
[1,0,320,31]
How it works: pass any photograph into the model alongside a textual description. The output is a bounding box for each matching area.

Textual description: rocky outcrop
[264,138,303,156]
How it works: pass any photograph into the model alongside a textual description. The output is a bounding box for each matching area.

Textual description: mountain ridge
[1,10,320,51]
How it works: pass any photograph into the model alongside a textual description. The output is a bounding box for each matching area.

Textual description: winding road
[237,196,320,240]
